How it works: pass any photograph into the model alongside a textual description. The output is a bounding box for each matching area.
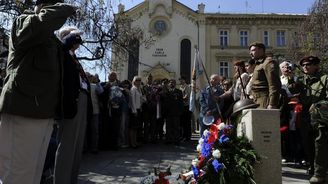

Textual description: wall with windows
[113,0,306,82]
[205,14,306,79]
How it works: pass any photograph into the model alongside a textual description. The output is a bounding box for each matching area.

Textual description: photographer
[280,61,297,98]
[279,61,304,166]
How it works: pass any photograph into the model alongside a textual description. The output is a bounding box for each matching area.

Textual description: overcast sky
[113,0,316,14]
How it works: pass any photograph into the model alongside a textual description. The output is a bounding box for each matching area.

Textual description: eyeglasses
[301,63,313,67]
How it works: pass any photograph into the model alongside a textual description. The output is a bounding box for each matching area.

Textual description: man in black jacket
[53,27,92,184]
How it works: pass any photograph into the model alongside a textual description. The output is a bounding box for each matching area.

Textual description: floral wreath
[140,118,259,184]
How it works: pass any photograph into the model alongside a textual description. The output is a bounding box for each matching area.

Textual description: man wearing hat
[249,42,281,109]
[295,56,328,184]
[0,0,77,183]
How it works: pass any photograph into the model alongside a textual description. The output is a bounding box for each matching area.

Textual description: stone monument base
[237,109,282,184]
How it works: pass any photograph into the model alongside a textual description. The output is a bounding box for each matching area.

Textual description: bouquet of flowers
[183,119,259,184]
[140,118,259,184]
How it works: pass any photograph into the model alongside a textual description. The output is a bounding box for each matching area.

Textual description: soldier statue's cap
[249,42,266,50]
[35,0,63,5]
[299,56,320,66]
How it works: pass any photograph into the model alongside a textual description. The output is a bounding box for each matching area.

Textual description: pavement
[77,134,321,184]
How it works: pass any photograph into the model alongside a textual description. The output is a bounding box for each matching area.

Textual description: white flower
[192,158,199,167]
[203,130,209,137]
[218,123,226,130]
[198,138,204,144]
[182,170,194,177]
[212,149,221,159]
[196,144,202,152]
[140,175,156,184]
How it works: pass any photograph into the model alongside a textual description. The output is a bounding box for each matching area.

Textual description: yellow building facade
[112,0,306,82]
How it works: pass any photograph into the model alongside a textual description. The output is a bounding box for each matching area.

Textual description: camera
[287,63,295,72]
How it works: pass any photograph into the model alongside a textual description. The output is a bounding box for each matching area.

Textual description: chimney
[118,3,125,13]
[198,3,205,13]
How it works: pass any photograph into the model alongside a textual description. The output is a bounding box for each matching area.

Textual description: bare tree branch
[1,0,156,74]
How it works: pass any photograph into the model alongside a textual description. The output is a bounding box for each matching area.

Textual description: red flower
[280,125,288,133]
[207,124,219,143]
[198,155,206,168]
[155,172,170,184]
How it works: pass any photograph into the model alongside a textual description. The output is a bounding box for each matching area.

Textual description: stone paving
[78,141,196,184]
[77,136,319,184]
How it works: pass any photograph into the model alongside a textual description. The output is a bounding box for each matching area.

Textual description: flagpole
[194,46,223,120]
[237,66,248,99]
[189,46,197,112]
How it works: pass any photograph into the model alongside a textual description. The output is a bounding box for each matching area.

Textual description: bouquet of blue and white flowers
[183,119,259,184]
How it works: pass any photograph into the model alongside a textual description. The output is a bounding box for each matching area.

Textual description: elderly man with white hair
[280,60,297,97]
[53,26,92,184]
[279,60,305,167]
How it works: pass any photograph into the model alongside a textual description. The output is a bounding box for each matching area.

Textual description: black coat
[62,49,92,119]
[164,88,184,117]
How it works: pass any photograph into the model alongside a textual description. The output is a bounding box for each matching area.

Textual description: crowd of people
[0,1,327,184]
[95,72,191,151]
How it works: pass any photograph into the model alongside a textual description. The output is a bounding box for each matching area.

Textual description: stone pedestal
[237,109,282,184]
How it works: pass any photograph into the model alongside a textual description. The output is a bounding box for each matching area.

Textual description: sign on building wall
[152,48,167,57]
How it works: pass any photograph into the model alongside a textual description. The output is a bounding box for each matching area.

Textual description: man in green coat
[0,0,77,183]
[296,56,328,184]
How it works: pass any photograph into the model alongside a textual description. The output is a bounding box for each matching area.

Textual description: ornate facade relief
[142,63,175,80]
[149,0,173,18]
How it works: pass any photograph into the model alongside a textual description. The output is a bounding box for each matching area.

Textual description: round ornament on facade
[154,20,167,33]
[151,18,170,36]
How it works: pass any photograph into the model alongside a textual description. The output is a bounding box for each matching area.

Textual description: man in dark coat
[0,0,77,183]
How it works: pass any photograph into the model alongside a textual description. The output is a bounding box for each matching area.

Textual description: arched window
[180,39,191,83]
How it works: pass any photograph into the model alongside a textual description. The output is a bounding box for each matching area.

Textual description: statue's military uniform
[251,56,281,108]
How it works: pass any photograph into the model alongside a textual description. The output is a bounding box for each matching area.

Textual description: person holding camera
[280,61,297,98]
[279,61,305,166]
